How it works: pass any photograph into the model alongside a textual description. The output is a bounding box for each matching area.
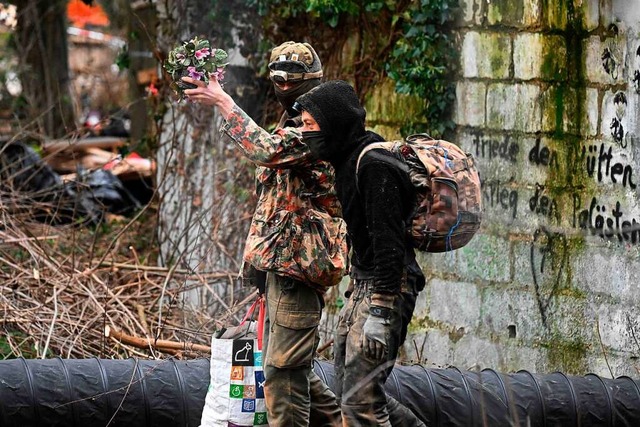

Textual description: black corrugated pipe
[0,357,639,426]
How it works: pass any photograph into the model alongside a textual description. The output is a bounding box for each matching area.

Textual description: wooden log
[104,325,211,353]
[42,136,126,152]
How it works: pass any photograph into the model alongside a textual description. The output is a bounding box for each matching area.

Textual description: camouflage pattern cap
[268,41,323,83]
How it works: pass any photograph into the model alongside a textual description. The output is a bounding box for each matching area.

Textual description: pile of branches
[0,198,255,360]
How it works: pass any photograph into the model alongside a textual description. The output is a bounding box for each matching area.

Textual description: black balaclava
[296,80,374,164]
[274,79,321,116]
[268,41,324,117]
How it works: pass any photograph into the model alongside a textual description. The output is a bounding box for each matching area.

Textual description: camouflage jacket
[221,105,349,291]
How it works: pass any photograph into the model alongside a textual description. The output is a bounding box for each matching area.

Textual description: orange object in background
[67,0,109,28]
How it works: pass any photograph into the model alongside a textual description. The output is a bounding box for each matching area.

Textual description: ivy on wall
[386,0,459,136]
[225,0,459,136]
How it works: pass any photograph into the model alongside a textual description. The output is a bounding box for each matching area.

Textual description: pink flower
[187,66,204,80]
[212,67,226,81]
[195,48,210,60]
[176,52,185,60]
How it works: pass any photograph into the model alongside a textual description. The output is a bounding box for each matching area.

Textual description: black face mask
[274,79,321,116]
[302,131,329,160]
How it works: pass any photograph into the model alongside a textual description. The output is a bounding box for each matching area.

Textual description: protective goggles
[269,69,323,84]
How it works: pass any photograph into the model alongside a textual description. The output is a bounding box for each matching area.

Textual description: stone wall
[369,0,640,377]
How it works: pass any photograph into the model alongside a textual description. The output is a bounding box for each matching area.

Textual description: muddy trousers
[334,279,425,427]
[263,273,341,427]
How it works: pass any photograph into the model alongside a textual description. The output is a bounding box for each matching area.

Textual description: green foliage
[115,45,130,71]
[246,0,459,135]
[386,0,459,137]
[0,335,16,359]
[0,331,37,359]
[246,0,359,27]
[0,336,10,358]
[304,0,359,26]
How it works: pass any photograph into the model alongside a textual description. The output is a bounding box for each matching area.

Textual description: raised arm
[182,75,312,168]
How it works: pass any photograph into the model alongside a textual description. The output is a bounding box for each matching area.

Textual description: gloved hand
[241,264,266,295]
[361,306,391,360]
[254,269,267,296]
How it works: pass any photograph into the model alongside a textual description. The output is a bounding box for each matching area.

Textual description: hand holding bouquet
[164,36,228,100]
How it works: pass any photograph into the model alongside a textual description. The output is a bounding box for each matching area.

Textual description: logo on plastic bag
[255,371,265,399]
[230,384,244,399]
[242,398,256,412]
[254,412,268,425]
[232,339,255,366]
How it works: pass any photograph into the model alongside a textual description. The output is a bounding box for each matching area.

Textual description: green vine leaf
[239,0,460,135]
[387,0,459,136]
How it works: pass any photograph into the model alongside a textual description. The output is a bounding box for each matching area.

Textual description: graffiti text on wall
[529,138,558,168]
[529,184,560,224]
[529,137,637,189]
[581,142,636,189]
[482,179,518,219]
[472,133,519,163]
[573,197,640,244]
[523,130,639,245]
[477,134,638,244]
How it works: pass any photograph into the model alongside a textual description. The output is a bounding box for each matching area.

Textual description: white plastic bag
[200,298,267,427]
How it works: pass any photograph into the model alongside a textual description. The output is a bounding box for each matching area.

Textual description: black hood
[296,80,368,164]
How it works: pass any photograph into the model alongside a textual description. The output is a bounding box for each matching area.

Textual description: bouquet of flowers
[164,36,228,100]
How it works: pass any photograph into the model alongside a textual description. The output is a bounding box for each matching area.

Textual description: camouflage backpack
[356,134,482,252]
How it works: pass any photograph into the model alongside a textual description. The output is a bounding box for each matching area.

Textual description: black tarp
[0,141,144,225]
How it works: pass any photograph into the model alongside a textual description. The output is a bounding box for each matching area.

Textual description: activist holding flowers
[164,36,228,100]
[182,42,347,427]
